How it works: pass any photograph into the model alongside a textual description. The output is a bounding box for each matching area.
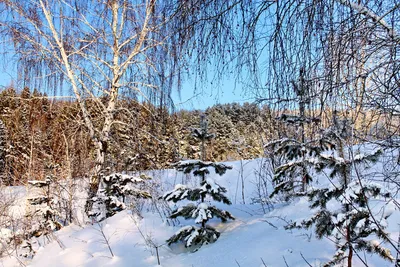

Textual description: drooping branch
[335,0,400,41]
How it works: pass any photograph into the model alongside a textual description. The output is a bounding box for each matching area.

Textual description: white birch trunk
[36,0,156,215]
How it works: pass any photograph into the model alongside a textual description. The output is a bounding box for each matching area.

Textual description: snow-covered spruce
[285,138,394,266]
[267,71,325,197]
[167,225,220,250]
[172,160,232,177]
[169,202,234,224]
[23,176,62,257]
[190,113,215,142]
[88,173,151,221]
[26,176,62,236]
[164,115,234,252]
[163,177,231,205]
[191,127,215,141]
[267,134,335,199]
[163,183,190,202]
[163,161,234,251]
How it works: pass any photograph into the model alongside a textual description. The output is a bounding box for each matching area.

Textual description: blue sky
[0,62,15,90]
[171,77,252,110]
[0,63,254,111]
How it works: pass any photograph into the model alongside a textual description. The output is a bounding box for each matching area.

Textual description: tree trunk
[84,83,117,216]
[347,229,353,267]
[396,226,400,266]
[200,137,205,204]
[84,140,107,215]
[336,121,352,267]
[299,71,307,192]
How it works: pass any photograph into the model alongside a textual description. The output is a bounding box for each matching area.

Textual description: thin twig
[283,255,289,267]
[300,252,312,267]
[261,257,268,267]
[261,219,278,229]
[95,223,114,258]
[235,259,241,267]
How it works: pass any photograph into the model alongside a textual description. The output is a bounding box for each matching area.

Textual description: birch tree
[0,0,196,214]
[0,120,6,184]
[243,0,400,134]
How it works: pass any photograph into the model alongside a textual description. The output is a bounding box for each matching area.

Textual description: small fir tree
[26,176,62,237]
[267,69,323,198]
[284,117,395,266]
[267,136,334,199]
[191,113,215,161]
[88,173,152,221]
[163,114,234,252]
[23,176,62,257]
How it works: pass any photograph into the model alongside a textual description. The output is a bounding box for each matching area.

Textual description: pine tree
[268,136,334,199]
[207,109,239,161]
[26,176,62,239]
[285,118,394,266]
[268,69,323,198]
[163,114,234,252]
[88,173,152,221]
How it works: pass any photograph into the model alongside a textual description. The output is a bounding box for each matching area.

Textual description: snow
[173,184,186,190]
[10,207,334,267]
[28,180,50,187]
[163,184,189,202]
[319,153,346,164]
[0,148,399,267]
[193,203,211,224]
[175,159,212,166]
[0,228,12,240]
[383,200,397,219]
[174,225,193,236]
[353,153,366,161]
[198,203,208,209]
[185,227,199,247]
[104,173,146,184]
[369,239,381,247]
[201,178,221,194]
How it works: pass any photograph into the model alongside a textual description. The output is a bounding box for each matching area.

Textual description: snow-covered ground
[0,146,399,267]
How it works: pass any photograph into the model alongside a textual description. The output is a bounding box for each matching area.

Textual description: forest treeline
[0,86,394,185]
[0,87,270,185]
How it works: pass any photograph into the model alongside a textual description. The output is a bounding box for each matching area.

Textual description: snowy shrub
[88,173,152,221]
[0,187,19,258]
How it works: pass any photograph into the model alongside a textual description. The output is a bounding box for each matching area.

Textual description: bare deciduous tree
[0,0,197,214]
